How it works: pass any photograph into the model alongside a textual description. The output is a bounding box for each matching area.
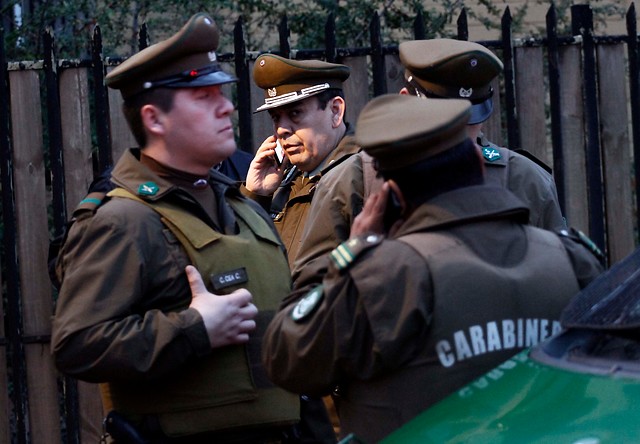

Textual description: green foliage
[0,0,631,61]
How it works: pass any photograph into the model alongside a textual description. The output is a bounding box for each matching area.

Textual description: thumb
[185,265,207,296]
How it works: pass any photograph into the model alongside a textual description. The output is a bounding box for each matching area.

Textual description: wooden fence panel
[515,46,549,164]
[10,70,61,444]
[597,42,635,264]
[60,68,93,212]
[0,268,8,444]
[249,59,273,151]
[342,56,369,128]
[107,67,136,166]
[558,44,589,232]
[59,67,105,443]
[385,54,405,95]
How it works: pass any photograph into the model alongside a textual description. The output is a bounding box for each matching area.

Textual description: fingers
[185,265,207,296]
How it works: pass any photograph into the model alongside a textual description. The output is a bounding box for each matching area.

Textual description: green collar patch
[291,285,324,323]
[482,147,502,162]
[138,181,160,196]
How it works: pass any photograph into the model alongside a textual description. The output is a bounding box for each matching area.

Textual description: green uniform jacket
[292,139,565,284]
[243,124,360,268]
[263,184,603,442]
[51,149,298,435]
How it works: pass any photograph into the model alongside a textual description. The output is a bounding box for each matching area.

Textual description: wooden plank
[597,43,635,264]
[0,258,8,444]
[558,44,589,232]
[78,382,104,442]
[515,46,549,164]
[249,59,274,151]
[384,53,405,94]
[59,67,104,441]
[60,68,93,213]
[9,70,61,444]
[107,67,136,165]
[342,56,369,127]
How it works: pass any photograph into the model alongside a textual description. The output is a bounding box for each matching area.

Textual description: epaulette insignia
[291,285,324,322]
[330,234,382,270]
[482,147,502,162]
[71,191,108,218]
[559,228,606,264]
[138,181,159,196]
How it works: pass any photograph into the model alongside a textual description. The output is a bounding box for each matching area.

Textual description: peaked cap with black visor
[105,13,236,99]
[252,54,350,112]
[399,39,503,125]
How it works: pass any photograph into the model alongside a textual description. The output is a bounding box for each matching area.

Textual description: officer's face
[160,85,236,174]
[268,96,344,172]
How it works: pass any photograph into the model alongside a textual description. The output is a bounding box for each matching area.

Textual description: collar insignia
[483,147,501,162]
[138,181,159,196]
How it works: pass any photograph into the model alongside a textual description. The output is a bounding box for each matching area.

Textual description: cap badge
[470,58,478,67]
[268,87,277,97]
[208,51,217,62]
[291,285,324,322]
[482,147,502,162]
[138,181,160,196]
[459,87,473,98]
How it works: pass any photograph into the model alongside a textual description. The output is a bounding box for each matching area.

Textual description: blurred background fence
[0,3,638,443]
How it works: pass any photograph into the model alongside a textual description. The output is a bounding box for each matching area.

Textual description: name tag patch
[211,268,248,291]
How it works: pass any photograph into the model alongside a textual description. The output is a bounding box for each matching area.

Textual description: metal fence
[0,3,639,443]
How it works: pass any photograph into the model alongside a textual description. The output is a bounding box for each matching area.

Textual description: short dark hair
[380,138,483,204]
[315,88,345,109]
[122,88,177,147]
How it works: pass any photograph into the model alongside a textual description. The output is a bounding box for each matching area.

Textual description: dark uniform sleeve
[291,154,365,287]
[557,228,605,288]
[263,234,433,397]
[51,199,211,383]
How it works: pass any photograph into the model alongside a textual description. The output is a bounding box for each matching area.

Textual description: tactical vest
[102,188,299,436]
[398,226,580,403]
[338,227,581,439]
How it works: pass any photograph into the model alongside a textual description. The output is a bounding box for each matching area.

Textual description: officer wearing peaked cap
[398,38,566,230]
[263,94,604,442]
[243,53,358,441]
[51,12,301,442]
[292,38,566,291]
[242,54,359,270]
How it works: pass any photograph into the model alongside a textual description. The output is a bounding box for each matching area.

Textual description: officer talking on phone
[262,94,603,442]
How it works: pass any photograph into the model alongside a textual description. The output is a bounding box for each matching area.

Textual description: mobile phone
[274,139,285,167]
[383,188,402,231]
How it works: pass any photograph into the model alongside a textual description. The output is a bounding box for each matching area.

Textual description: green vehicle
[345,248,640,443]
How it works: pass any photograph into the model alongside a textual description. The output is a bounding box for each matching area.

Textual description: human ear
[330,96,346,128]
[140,104,165,136]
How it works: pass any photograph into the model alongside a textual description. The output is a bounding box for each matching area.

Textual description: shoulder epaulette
[558,228,606,264]
[71,191,109,219]
[513,148,553,174]
[330,233,384,270]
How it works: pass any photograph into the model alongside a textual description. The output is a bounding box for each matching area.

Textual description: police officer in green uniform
[242,54,360,268]
[262,94,603,442]
[51,13,299,443]
[292,38,566,287]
